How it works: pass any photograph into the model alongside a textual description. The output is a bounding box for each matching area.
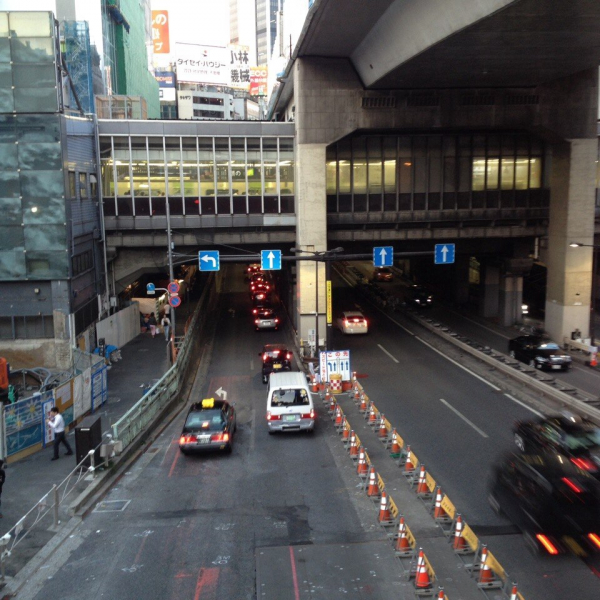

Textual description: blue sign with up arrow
[261,249,282,270]
[434,244,455,265]
[373,246,394,267]
[199,250,220,271]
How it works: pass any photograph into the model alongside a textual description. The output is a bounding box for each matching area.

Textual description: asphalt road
[19,264,600,600]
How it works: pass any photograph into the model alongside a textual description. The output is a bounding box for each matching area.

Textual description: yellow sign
[201,398,215,408]
[326,280,332,323]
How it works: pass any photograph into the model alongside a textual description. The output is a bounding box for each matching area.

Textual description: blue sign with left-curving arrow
[199,250,220,271]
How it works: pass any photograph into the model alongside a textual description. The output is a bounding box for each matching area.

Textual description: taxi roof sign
[201,398,215,408]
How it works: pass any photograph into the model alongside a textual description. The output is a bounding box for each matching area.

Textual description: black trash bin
[75,415,102,468]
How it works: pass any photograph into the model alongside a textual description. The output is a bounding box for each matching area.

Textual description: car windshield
[264,349,286,360]
[271,388,310,407]
[258,310,274,318]
[185,410,224,431]
[536,344,561,357]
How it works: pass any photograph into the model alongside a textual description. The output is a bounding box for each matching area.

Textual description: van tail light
[255,319,260,324]
[588,533,600,549]
[211,432,229,442]
[180,435,197,444]
[253,309,258,314]
[536,534,560,555]
[267,412,281,421]
[275,318,279,323]
[570,457,597,472]
[286,353,292,359]
[302,409,316,420]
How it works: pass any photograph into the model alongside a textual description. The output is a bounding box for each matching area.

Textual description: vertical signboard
[151,10,170,54]
[326,280,332,324]
[249,66,268,97]
[229,44,250,91]
[155,71,176,101]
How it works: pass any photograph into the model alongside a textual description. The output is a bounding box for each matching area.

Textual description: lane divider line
[378,344,400,363]
[439,399,489,438]
[503,393,544,417]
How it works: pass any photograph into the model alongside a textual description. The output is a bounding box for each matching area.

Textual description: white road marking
[504,393,544,417]
[377,344,399,363]
[444,310,512,340]
[440,399,489,438]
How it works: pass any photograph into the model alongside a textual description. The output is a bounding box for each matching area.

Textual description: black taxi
[179,398,237,455]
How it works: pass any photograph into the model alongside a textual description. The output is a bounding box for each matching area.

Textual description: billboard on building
[151,10,170,54]
[229,44,250,91]
[177,91,193,120]
[155,70,176,101]
[249,66,268,97]
[176,43,228,85]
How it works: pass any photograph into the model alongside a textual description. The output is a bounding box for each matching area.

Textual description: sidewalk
[1,328,170,535]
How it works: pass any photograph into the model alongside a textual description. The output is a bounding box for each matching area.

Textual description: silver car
[254,308,279,331]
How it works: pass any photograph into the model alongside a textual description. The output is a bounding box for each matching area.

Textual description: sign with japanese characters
[228,44,250,91]
[176,43,228,85]
[155,70,176,102]
[151,10,170,54]
[249,67,268,97]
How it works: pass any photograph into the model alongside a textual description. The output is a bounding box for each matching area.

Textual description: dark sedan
[514,414,600,476]
[405,285,433,309]
[179,398,236,454]
[488,451,600,555]
[508,335,571,371]
[260,344,292,383]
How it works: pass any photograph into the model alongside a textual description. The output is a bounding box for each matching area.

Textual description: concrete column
[453,255,470,307]
[545,139,596,343]
[294,142,328,349]
[480,263,500,318]
[499,274,523,327]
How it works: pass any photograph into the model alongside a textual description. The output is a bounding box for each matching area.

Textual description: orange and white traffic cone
[390,428,402,457]
[433,487,448,520]
[357,446,368,476]
[404,445,415,473]
[368,402,377,424]
[348,431,358,457]
[352,371,358,385]
[366,466,380,498]
[353,386,361,401]
[329,396,336,414]
[416,465,428,495]
[509,582,518,600]
[378,491,391,523]
[414,549,431,589]
[334,405,343,426]
[342,420,350,441]
[378,414,388,439]
[358,393,368,413]
[436,587,446,600]
[311,374,319,393]
[395,516,411,555]
[478,545,494,585]
[453,514,466,552]
[591,352,598,368]
[324,387,331,405]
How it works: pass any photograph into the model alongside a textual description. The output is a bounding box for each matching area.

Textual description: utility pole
[166,199,176,357]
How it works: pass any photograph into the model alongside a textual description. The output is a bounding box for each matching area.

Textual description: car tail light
[275,318,279,323]
[255,319,259,324]
[266,412,281,421]
[561,477,583,493]
[180,435,197,444]
[253,309,258,314]
[344,319,349,326]
[211,432,229,442]
[588,533,600,549]
[570,457,597,471]
[535,534,560,555]
[263,353,268,360]
[286,353,292,359]
[301,409,316,420]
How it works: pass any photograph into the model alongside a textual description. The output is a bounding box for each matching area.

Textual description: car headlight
[536,356,548,362]
[521,304,529,314]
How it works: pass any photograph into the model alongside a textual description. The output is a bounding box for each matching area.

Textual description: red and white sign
[320,350,351,382]
[151,10,170,54]
[169,295,181,308]
[249,66,268,97]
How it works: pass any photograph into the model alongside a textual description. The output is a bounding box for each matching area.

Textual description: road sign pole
[326,258,332,351]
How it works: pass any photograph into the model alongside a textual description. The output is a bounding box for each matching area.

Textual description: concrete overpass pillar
[499,274,523,327]
[480,263,500,318]
[545,139,596,343]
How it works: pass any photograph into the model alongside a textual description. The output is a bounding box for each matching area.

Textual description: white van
[266,371,315,433]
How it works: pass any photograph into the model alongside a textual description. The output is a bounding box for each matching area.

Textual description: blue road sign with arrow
[434,244,455,265]
[373,246,394,267]
[199,250,220,271]
[146,283,156,295]
[261,249,282,270]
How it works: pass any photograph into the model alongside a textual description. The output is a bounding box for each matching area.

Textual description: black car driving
[404,285,433,309]
[179,398,236,455]
[513,414,600,476]
[488,451,600,555]
[260,344,292,383]
[508,335,571,371]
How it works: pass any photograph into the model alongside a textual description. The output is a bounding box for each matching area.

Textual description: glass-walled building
[99,123,296,224]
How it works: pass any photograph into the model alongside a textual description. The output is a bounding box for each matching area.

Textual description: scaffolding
[61,21,95,115]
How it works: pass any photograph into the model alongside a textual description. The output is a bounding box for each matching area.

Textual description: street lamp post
[569,242,597,346]
[290,247,344,354]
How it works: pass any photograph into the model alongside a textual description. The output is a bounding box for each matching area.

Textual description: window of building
[72,250,93,276]
[194,96,224,106]
[68,170,76,198]
[79,172,88,199]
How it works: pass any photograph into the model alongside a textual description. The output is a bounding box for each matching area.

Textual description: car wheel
[528,359,535,367]
[535,362,542,370]
[509,350,516,358]
[225,443,233,454]
[262,374,268,384]
[514,433,526,452]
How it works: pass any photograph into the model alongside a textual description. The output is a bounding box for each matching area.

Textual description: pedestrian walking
[161,314,171,341]
[0,460,5,518]
[47,407,73,461]
[148,312,157,337]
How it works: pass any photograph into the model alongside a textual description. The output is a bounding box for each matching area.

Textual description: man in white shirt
[47,407,73,461]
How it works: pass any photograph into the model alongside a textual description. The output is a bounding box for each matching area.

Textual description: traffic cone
[342,420,350,441]
[509,583,518,600]
[366,466,380,498]
[591,352,598,368]
[353,386,361,402]
[329,396,336,414]
[478,545,494,585]
[395,516,411,554]
[433,487,448,520]
[348,431,358,457]
[324,387,331,405]
[357,446,368,475]
[390,429,402,457]
[359,393,368,413]
[334,405,343,426]
[368,402,377,424]
[414,549,431,589]
[453,514,466,551]
[378,491,391,522]
[311,374,319,393]
[404,445,415,473]
[416,465,428,494]
[378,414,388,439]
[352,371,358,385]
[436,587,446,600]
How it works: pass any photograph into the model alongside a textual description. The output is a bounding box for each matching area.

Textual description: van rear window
[271,388,310,407]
